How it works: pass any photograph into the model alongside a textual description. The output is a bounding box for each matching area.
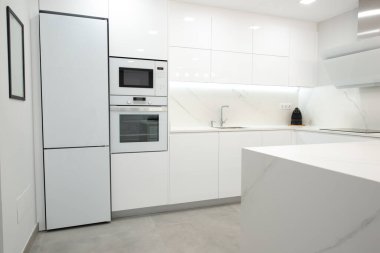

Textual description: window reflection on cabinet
[169,47,211,82]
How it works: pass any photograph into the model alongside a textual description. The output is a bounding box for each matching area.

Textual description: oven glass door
[111,106,168,153]
[119,68,153,89]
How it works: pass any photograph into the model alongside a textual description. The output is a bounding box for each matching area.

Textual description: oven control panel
[110,95,167,106]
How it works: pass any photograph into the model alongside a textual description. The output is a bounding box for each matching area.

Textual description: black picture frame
[7,6,26,101]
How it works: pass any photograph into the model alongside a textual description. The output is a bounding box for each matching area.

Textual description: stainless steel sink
[213,126,246,129]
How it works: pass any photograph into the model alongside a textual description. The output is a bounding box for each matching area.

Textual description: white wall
[299,10,380,129]
[0,0,38,252]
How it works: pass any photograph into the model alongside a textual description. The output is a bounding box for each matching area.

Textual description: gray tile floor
[30,204,241,253]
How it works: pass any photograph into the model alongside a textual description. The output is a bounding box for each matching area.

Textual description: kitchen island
[241,141,380,253]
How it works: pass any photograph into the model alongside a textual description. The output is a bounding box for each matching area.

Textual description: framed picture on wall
[6,6,25,101]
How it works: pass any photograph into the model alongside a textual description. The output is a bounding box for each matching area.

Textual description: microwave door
[109,58,157,96]
[119,68,153,89]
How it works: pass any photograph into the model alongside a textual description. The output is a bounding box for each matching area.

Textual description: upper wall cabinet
[109,0,168,60]
[211,51,252,84]
[289,28,318,87]
[39,0,109,17]
[252,23,290,57]
[169,47,211,82]
[169,1,212,49]
[212,10,253,53]
[252,54,289,86]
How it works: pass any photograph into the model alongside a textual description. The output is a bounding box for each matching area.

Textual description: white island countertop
[242,141,380,253]
[245,141,380,183]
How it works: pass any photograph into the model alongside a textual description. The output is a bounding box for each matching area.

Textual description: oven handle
[110,106,167,112]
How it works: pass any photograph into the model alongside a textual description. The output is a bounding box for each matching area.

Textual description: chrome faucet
[220,105,229,127]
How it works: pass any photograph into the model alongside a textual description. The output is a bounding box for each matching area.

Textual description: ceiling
[176,0,359,22]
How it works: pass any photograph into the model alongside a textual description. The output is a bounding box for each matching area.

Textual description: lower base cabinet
[169,133,219,204]
[219,132,261,198]
[261,130,294,146]
[110,130,377,211]
[111,152,169,211]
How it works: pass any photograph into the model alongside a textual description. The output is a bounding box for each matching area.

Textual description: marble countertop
[170,125,380,138]
[245,141,380,183]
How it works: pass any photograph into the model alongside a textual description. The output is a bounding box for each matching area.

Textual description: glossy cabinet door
[111,152,169,211]
[169,1,212,49]
[39,0,108,17]
[261,130,294,146]
[252,54,289,86]
[212,10,253,53]
[219,132,261,198]
[289,29,317,87]
[169,47,211,82]
[253,24,290,57]
[211,51,252,84]
[109,0,168,60]
[170,133,219,204]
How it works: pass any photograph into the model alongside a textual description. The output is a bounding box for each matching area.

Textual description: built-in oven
[110,57,168,97]
[110,96,168,153]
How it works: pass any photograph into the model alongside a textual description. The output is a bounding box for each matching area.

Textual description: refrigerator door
[44,147,111,230]
[40,13,109,149]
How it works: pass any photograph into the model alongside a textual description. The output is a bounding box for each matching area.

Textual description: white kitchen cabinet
[289,29,317,87]
[219,132,261,198]
[296,131,377,145]
[253,24,290,57]
[169,1,212,49]
[252,54,289,86]
[212,10,253,53]
[170,133,219,204]
[111,152,169,211]
[39,0,108,18]
[262,130,294,146]
[211,51,252,84]
[169,47,211,82]
[109,0,168,60]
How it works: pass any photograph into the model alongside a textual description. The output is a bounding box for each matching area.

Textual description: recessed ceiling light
[249,25,261,30]
[184,17,195,22]
[300,0,316,5]
[358,9,380,18]
[137,48,145,52]
[148,30,158,35]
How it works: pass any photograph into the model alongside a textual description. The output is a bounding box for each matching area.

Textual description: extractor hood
[323,0,380,88]
[358,0,380,39]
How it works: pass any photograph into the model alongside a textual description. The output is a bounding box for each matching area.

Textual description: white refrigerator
[40,12,111,230]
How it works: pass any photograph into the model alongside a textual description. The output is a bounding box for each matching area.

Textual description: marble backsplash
[299,85,380,130]
[169,82,299,128]
[169,82,380,130]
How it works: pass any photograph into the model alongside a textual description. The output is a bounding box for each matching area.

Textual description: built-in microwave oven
[110,57,168,97]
